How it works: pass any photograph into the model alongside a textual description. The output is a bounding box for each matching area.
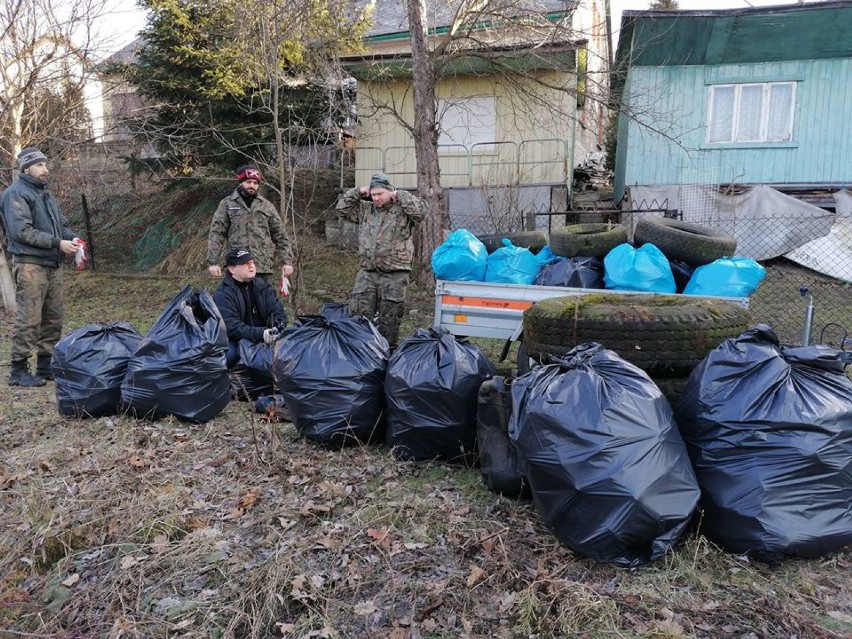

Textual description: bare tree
[354,0,612,281]
[0,0,117,172]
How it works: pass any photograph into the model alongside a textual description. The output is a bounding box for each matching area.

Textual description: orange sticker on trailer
[454,314,468,323]
[442,296,533,311]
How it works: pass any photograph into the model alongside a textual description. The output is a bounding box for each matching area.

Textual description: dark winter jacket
[1,173,75,267]
[213,273,287,343]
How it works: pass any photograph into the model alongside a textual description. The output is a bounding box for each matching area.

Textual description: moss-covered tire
[522,294,749,375]
[550,223,628,258]
[651,376,690,406]
[633,218,737,265]
[477,231,548,254]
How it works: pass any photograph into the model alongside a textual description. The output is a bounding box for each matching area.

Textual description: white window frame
[438,96,496,153]
[706,81,797,144]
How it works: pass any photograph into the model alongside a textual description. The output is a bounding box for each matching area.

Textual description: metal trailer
[432,279,750,366]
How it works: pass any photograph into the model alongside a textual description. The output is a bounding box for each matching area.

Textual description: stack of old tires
[522,293,751,403]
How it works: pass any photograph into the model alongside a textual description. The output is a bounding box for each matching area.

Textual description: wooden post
[0,250,16,313]
[80,192,95,270]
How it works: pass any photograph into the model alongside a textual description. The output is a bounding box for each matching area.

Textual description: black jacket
[1,173,75,267]
[213,273,287,343]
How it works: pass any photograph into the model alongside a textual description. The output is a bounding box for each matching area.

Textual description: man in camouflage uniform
[336,172,426,347]
[1,147,81,387]
[207,165,294,290]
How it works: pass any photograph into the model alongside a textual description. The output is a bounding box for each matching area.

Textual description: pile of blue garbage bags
[431,228,766,298]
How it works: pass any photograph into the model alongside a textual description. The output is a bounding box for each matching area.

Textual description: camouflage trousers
[10,261,64,363]
[349,269,409,347]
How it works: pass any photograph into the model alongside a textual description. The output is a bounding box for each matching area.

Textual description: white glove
[262,328,279,344]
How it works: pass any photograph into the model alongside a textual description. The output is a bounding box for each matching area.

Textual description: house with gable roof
[340,0,611,230]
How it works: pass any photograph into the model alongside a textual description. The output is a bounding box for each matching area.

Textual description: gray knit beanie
[369,172,393,191]
[18,147,48,171]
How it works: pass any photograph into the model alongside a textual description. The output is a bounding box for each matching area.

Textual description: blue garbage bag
[485,239,541,285]
[683,257,766,297]
[431,229,487,281]
[534,245,561,267]
[604,243,676,293]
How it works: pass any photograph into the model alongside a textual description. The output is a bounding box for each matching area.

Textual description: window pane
[735,84,763,141]
[767,83,794,141]
[708,86,734,143]
[438,97,496,152]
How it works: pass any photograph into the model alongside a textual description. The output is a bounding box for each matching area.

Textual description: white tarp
[626,184,835,261]
[785,190,852,283]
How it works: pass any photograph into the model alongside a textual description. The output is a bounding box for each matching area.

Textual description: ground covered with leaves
[1,243,851,639]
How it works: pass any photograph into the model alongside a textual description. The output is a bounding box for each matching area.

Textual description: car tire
[477,231,548,254]
[522,294,750,376]
[550,223,628,258]
[633,218,737,265]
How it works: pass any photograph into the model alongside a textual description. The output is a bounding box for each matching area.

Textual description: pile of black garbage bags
[54,286,230,423]
[52,287,851,568]
[481,325,852,567]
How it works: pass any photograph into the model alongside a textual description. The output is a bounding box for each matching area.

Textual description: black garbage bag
[669,260,696,294]
[534,256,604,288]
[229,340,276,400]
[477,376,531,499]
[385,328,495,463]
[321,301,350,320]
[121,286,230,423]
[509,343,700,568]
[272,314,388,449]
[676,325,852,561]
[53,322,143,417]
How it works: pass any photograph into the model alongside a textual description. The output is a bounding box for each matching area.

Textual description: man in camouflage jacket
[336,172,426,347]
[207,165,294,290]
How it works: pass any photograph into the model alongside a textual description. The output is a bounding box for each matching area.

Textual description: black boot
[8,360,46,387]
[35,355,53,381]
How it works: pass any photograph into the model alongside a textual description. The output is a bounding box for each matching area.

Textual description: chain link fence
[448,206,852,348]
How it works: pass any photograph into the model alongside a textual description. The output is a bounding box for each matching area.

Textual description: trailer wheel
[633,218,736,265]
[522,294,749,375]
[550,223,628,258]
[477,231,548,254]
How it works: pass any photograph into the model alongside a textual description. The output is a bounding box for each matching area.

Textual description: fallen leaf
[275,622,295,635]
[152,533,169,554]
[128,453,149,470]
[367,528,389,542]
[466,565,486,588]
[119,555,138,569]
[61,573,80,587]
[184,517,207,531]
[38,460,52,472]
[236,489,259,511]
[354,600,377,616]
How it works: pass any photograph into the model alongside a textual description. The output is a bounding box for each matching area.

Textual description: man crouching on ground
[213,248,287,368]
[335,173,426,348]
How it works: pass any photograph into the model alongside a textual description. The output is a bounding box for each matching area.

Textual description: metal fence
[446,207,852,347]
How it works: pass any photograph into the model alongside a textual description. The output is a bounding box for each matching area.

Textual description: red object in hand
[74,239,88,272]
[280,276,290,297]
